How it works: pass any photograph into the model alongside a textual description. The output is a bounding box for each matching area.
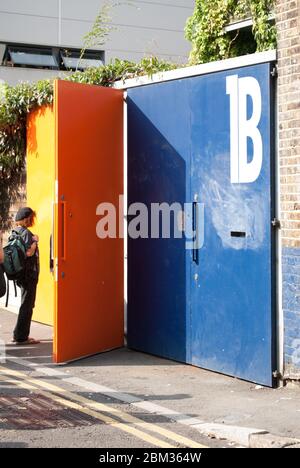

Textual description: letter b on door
[226,75,263,184]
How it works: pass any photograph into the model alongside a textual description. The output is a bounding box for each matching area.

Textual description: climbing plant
[77,0,117,71]
[0,57,177,229]
[0,80,53,230]
[185,0,277,64]
[0,1,278,229]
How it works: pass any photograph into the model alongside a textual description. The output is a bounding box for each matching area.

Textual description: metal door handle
[192,202,198,264]
[50,235,54,271]
[50,201,55,272]
[60,201,67,261]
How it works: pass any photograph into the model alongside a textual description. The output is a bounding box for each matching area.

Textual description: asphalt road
[0,361,239,449]
[2,309,299,449]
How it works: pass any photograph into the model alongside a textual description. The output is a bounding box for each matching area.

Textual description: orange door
[53,80,124,363]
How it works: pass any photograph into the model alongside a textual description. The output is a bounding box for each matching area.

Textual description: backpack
[2,230,27,307]
[3,230,27,281]
[0,264,6,298]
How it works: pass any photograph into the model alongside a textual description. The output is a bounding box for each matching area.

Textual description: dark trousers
[13,278,38,342]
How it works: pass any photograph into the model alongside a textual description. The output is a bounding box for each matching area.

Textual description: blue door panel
[127,63,276,386]
[127,80,191,362]
[189,64,275,386]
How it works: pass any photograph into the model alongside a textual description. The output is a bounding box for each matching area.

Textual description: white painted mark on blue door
[226,75,263,184]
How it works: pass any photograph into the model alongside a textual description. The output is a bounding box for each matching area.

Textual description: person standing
[12,207,40,345]
[0,238,5,298]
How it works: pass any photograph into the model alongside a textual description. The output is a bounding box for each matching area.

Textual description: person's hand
[32,235,39,242]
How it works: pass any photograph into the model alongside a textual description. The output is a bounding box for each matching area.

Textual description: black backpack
[0,264,6,298]
[3,229,27,281]
[2,230,27,307]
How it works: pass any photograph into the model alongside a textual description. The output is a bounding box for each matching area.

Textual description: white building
[0,0,194,85]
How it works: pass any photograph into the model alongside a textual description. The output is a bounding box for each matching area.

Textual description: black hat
[15,207,34,222]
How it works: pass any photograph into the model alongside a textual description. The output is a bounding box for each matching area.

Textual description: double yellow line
[0,366,207,448]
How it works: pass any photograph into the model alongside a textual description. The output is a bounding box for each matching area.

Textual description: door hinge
[272,218,281,229]
[271,65,278,78]
[273,370,282,379]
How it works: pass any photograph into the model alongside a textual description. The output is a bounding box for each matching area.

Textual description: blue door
[189,64,276,387]
[127,62,276,386]
[127,80,191,362]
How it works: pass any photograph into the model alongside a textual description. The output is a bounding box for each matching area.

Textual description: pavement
[1,308,300,449]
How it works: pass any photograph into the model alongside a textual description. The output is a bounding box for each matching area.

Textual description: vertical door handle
[50,201,55,272]
[50,235,54,271]
[60,201,67,261]
[192,202,198,264]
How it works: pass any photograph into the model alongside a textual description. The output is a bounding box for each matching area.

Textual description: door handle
[50,235,54,272]
[60,201,67,261]
[192,202,198,264]
[50,201,55,272]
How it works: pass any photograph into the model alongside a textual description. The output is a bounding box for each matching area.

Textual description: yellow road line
[0,374,173,448]
[0,366,207,448]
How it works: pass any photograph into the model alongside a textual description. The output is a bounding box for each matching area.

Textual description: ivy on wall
[0,80,54,230]
[185,0,277,64]
[0,58,177,229]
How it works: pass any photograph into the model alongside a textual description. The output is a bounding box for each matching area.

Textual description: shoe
[13,337,40,345]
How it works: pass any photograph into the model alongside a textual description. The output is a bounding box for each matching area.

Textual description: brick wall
[276,0,300,376]
[282,248,300,374]
[0,179,26,245]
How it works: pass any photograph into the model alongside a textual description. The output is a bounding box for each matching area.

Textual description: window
[224,15,275,57]
[3,45,58,69]
[60,49,104,71]
[1,43,105,70]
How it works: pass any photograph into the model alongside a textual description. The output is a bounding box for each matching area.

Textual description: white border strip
[225,15,275,33]
[274,69,284,381]
[114,50,277,90]
[123,92,128,337]
[225,18,253,32]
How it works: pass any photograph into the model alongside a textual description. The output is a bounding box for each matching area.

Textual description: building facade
[0,0,194,85]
